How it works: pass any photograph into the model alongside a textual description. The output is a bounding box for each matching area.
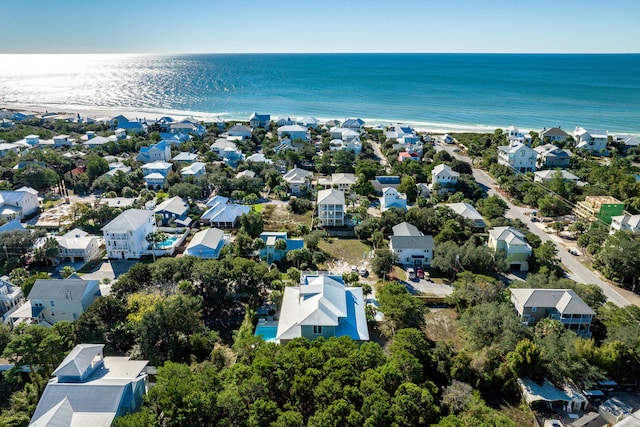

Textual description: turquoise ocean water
[0,53,638,133]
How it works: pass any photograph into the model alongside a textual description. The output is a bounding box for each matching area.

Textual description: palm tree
[146,231,167,262]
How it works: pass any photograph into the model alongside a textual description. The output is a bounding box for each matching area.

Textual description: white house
[297,116,320,128]
[533,170,579,183]
[10,278,100,326]
[431,163,459,194]
[277,124,310,142]
[443,202,486,232]
[172,152,199,165]
[317,189,345,227]
[497,142,537,173]
[610,214,640,234]
[143,173,166,190]
[505,126,528,144]
[275,274,369,344]
[141,161,173,177]
[329,137,362,154]
[227,124,253,139]
[56,228,102,263]
[0,142,23,158]
[574,127,608,153]
[276,116,295,126]
[30,344,148,427]
[319,173,357,192]
[0,275,24,320]
[488,226,532,271]
[102,209,156,259]
[180,161,206,178]
[389,222,434,268]
[0,187,39,220]
[330,127,361,142]
[380,187,407,212]
[283,167,313,196]
[185,228,227,259]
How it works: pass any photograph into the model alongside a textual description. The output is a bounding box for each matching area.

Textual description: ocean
[0,53,638,134]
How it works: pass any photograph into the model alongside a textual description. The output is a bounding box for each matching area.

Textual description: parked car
[417,269,424,279]
[407,267,416,280]
[359,268,368,277]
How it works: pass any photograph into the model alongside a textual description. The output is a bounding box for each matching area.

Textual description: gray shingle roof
[28,279,99,301]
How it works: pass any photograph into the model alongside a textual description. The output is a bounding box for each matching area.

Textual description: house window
[313,325,322,334]
[50,301,55,307]
[531,307,537,312]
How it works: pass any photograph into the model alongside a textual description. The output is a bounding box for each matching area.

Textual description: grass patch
[252,203,264,214]
[42,198,64,210]
[261,203,312,233]
[317,238,371,266]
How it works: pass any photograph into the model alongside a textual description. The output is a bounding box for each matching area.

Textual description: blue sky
[2,0,639,54]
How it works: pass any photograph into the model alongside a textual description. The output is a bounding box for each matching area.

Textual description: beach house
[497,142,537,173]
[141,161,173,190]
[9,278,100,326]
[153,196,191,227]
[170,120,206,137]
[55,228,102,264]
[200,195,251,228]
[258,231,304,264]
[249,112,271,130]
[0,276,24,320]
[30,344,148,427]
[180,161,206,178]
[534,144,572,169]
[488,226,532,271]
[610,214,640,234]
[431,164,459,195]
[389,222,434,268]
[510,288,595,338]
[533,170,579,183]
[0,187,39,220]
[227,124,253,139]
[275,274,369,344]
[277,124,310,142]
[172,152,198,166]
[185,228,227,259]
[380,187,407,212]
[137,140,172,163]
[574,127,608,153]
[505,126,528,144]
[102,209,156,259]
[342,118,365,132]
[540,127,570,144]
[297,116,320,128]
[211,138,245,166]
[317,189,345,227]
[443,202,486,232]
[283,167,313,196]
[318,173,357,192]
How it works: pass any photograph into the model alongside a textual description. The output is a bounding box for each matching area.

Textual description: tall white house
[317,189,345,227]
[574,127,608,153]
[497,143,537,173]
[102,209,156,259]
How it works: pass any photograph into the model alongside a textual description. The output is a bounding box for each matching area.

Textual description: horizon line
[1,51,639,56]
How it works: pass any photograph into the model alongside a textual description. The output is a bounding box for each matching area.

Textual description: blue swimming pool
[255,325,278,342]
[157,236,178,249]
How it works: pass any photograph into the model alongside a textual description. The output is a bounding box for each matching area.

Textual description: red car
[416,269,424,279]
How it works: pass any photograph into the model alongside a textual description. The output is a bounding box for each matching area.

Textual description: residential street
[436,142,631,307]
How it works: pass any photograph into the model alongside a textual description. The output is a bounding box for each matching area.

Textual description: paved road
[436,142,630,307]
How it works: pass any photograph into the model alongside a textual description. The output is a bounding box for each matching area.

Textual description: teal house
[258,232,304,264]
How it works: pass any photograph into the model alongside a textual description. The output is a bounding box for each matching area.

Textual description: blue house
[153,196,191,226]
[137,140,172,163]
[258,232,305,264]
[249,112,271,130]
[185,228,227,259]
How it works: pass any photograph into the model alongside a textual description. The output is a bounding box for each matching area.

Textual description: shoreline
[2,102,637,137]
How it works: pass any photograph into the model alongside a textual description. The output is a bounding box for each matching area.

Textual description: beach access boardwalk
[435,142,631,307]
